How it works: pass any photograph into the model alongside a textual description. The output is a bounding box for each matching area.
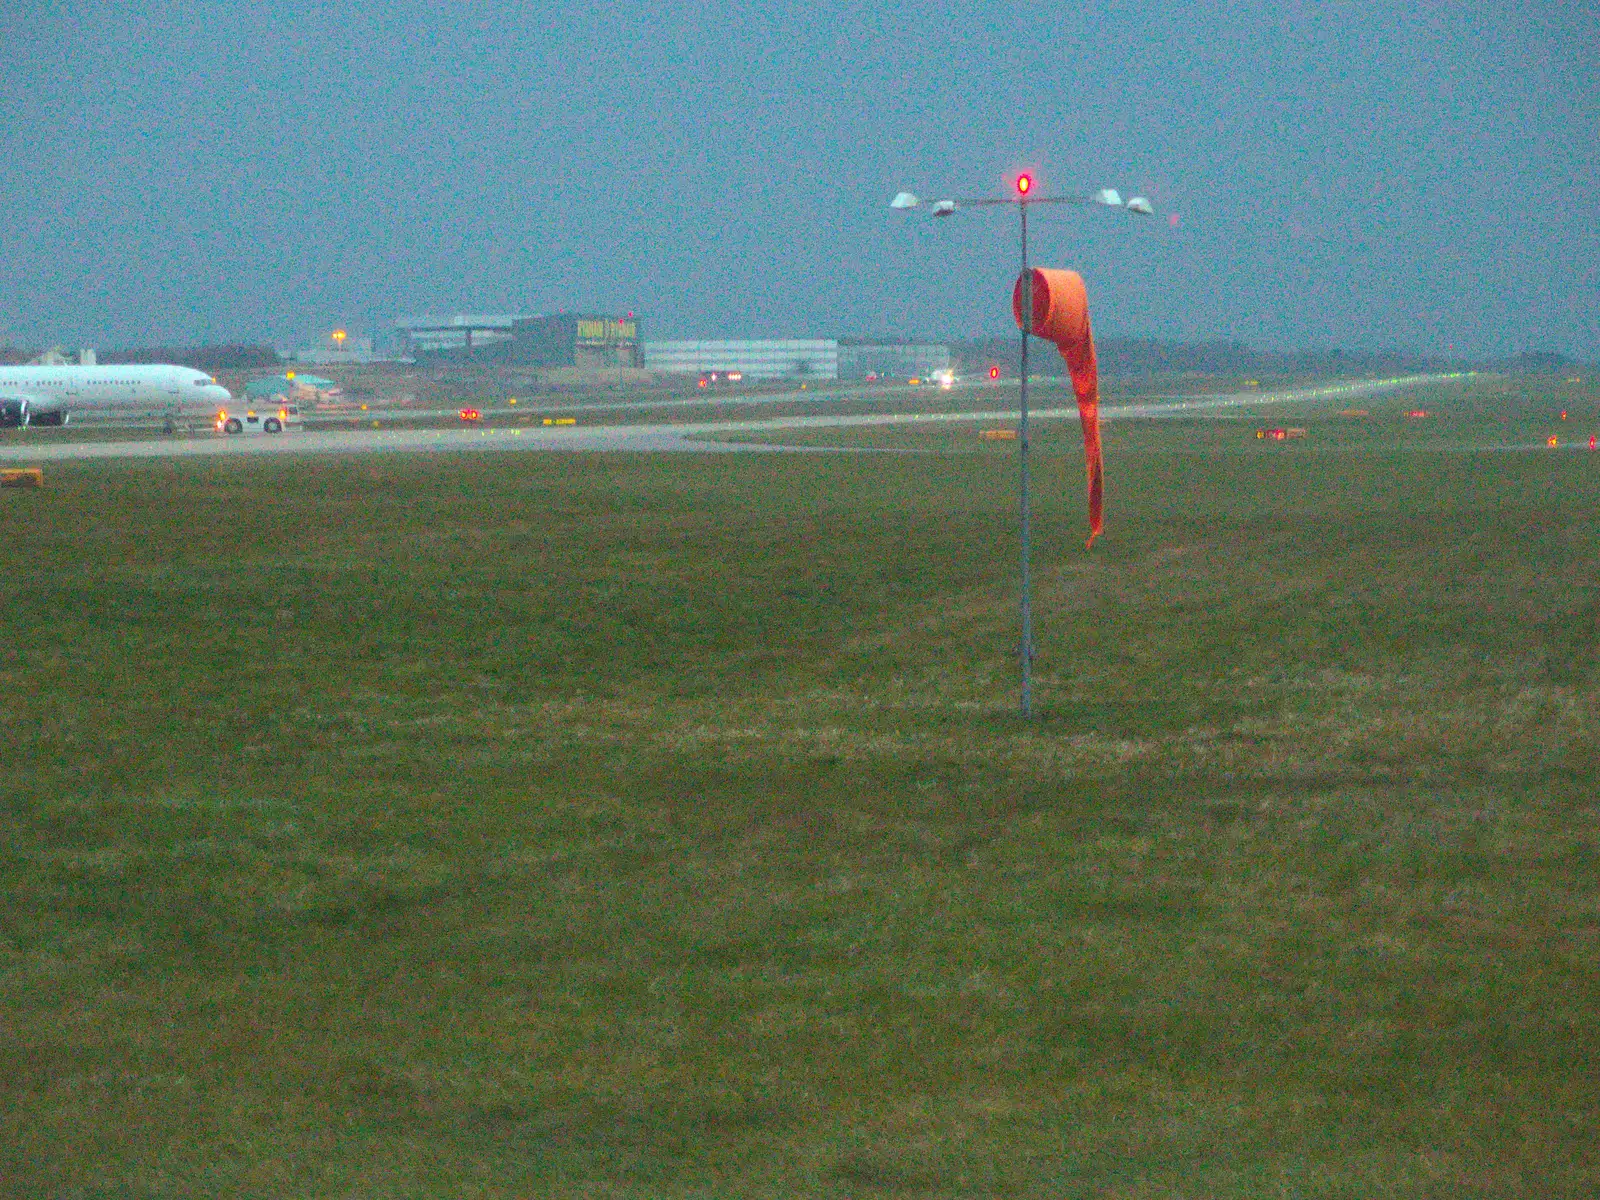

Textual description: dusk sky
[2,0,1594,357]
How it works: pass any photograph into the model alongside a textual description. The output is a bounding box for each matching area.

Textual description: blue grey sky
[1,0,1594,357]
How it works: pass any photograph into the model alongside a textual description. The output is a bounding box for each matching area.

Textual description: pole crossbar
[951,194,1099,208]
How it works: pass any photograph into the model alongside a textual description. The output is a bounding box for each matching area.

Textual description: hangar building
[397,313,641,368]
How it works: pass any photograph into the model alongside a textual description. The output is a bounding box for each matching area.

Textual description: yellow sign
[576,318,637,343]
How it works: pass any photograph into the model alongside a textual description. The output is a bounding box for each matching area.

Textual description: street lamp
[891,176,1154,717]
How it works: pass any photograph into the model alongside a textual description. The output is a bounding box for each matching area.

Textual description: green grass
[2,378,1598,1197]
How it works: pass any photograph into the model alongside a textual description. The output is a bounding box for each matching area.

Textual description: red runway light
[1016,173,1033,196]
[989,366,1000,380]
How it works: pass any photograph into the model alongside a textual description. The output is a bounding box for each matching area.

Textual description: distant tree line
[98,344,283,371]
[947,338,1583,379]
[2,338,1579,377]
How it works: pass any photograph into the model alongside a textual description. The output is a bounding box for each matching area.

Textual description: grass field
[3,375,1598,1197]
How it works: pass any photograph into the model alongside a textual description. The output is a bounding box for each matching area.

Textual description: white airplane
[0,363,232,427]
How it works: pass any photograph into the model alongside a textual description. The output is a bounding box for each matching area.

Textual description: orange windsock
[1012,267,1103,548]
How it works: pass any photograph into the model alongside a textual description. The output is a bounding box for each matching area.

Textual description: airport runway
[0,374,1459,464]
[0,421,791,463]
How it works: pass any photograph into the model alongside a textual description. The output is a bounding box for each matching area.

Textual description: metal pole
[1017,202,1033,718]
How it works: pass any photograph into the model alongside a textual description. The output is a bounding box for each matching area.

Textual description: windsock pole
[1017,200,1034,719]
[892,173,1146,719]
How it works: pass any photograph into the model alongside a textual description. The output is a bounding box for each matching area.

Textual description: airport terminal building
[644,339,839,381]
[397,313,641,368]
[644,338,951,382]
[396,315,949,382]
[837,339,951,381]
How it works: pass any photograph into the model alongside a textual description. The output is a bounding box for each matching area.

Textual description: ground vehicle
[215,403,303,435]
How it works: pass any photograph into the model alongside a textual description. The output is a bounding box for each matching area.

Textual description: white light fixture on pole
[891,175,1154,717]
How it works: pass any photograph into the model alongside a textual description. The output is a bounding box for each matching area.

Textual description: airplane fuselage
[0,364,232,427]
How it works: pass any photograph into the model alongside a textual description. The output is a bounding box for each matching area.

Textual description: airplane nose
[208,385,232,403]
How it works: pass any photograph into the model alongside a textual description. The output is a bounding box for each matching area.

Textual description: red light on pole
[1016,174,1033,197]
[989,365,1000,380]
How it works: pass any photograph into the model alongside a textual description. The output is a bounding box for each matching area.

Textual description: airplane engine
[0,398,29,428]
